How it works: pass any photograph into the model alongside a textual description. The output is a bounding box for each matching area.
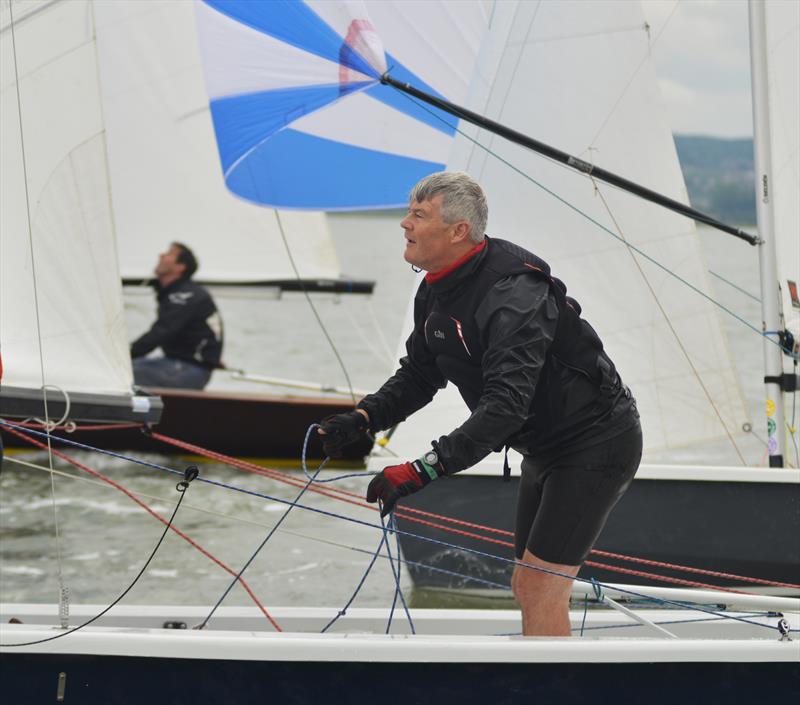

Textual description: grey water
[1,216,793,613]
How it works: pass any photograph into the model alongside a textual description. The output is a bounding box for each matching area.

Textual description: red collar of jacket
[425,239,487,284]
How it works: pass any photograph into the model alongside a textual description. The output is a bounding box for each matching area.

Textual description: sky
[640,0,754,138]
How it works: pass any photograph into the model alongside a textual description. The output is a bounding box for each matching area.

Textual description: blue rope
[381,511,415,634]
[301,424,377,483]
[5,420,794,634]
[198,462,323,629]
[580,593,589,636]
[391,513,415,632]
[1,419,179,474]
[497,611,779,637]
[321,531,387,633]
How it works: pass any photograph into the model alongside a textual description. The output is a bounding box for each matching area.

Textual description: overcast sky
[640,0,754,138]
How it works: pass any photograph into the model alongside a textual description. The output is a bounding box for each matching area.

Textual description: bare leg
[511,548,581,636]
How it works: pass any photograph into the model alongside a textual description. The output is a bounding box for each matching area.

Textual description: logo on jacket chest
[425,312,472,358]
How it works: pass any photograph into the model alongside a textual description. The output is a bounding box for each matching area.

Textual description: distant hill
[674,135,756,226]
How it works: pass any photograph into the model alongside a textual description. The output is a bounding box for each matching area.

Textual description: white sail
[92,0,340,284]
[384,0,749,459]
[764,0,799,355]
[0,0,132,395]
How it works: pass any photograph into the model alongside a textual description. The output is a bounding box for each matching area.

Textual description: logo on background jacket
[168,291,194,305]
[434,329,445,339]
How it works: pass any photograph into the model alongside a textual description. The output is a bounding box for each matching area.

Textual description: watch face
[424,451,438,466]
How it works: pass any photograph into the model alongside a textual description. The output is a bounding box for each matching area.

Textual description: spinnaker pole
[380,73,759,247]
[748,0,787,467]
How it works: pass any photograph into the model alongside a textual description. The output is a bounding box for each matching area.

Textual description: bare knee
[514,550,580,603]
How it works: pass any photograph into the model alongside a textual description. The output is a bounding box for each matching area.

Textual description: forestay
[0,0,132,395]
[194,0,489,210]
[384,0,749,457]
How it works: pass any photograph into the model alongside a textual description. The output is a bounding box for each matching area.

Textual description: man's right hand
[317,410,370,458]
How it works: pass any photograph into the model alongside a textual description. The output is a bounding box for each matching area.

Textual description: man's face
[154,245,185,278]
[400,194,464,272]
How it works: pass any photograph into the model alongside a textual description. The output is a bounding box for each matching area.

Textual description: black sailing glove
[317,410,369,458]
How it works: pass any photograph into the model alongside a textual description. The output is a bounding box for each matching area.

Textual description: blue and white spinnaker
[195,0,488,210]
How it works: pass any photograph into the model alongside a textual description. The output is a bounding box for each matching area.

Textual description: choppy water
[1,217,794,611]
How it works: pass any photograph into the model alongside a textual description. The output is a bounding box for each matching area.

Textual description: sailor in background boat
[130,242,223,390]
[320,171,642,636]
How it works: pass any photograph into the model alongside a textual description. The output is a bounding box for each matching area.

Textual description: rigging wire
[0,467,199,647]
[1,424,280,628]
[709,270,762,303]
[273,210,358,407]
[7,0,66,621]
[388,86,785,357]
[591,180,748,465]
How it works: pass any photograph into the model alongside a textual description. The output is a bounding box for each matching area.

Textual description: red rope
[582,561,749,593]
[6,426,282,631]
[150,431,800,591]
[590,549,800,589]
[11,421,146,432]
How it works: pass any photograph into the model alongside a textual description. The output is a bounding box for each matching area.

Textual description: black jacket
[357,237,638,474]
[131,278,223,369]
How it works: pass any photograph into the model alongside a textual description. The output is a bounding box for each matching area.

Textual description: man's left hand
[366,456,443,517]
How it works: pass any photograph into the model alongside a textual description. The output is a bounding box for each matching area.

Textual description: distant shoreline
[674,134,756,227]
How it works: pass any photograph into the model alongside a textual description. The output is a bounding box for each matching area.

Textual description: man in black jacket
[319,171,641,636]
[131,243,223,390]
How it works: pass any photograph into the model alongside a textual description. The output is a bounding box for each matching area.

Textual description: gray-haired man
[320,171,641,636]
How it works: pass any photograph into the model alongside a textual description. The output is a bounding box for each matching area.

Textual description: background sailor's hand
[317,409,369,458]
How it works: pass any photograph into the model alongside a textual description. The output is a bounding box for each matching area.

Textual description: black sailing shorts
[514,423,643,566]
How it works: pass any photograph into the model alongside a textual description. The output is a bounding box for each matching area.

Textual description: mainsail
[384,0,750,457]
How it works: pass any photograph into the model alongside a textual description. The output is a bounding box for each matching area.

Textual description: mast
[748,0,786,467]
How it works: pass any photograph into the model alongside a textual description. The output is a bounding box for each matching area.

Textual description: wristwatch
[423,450,439,467]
